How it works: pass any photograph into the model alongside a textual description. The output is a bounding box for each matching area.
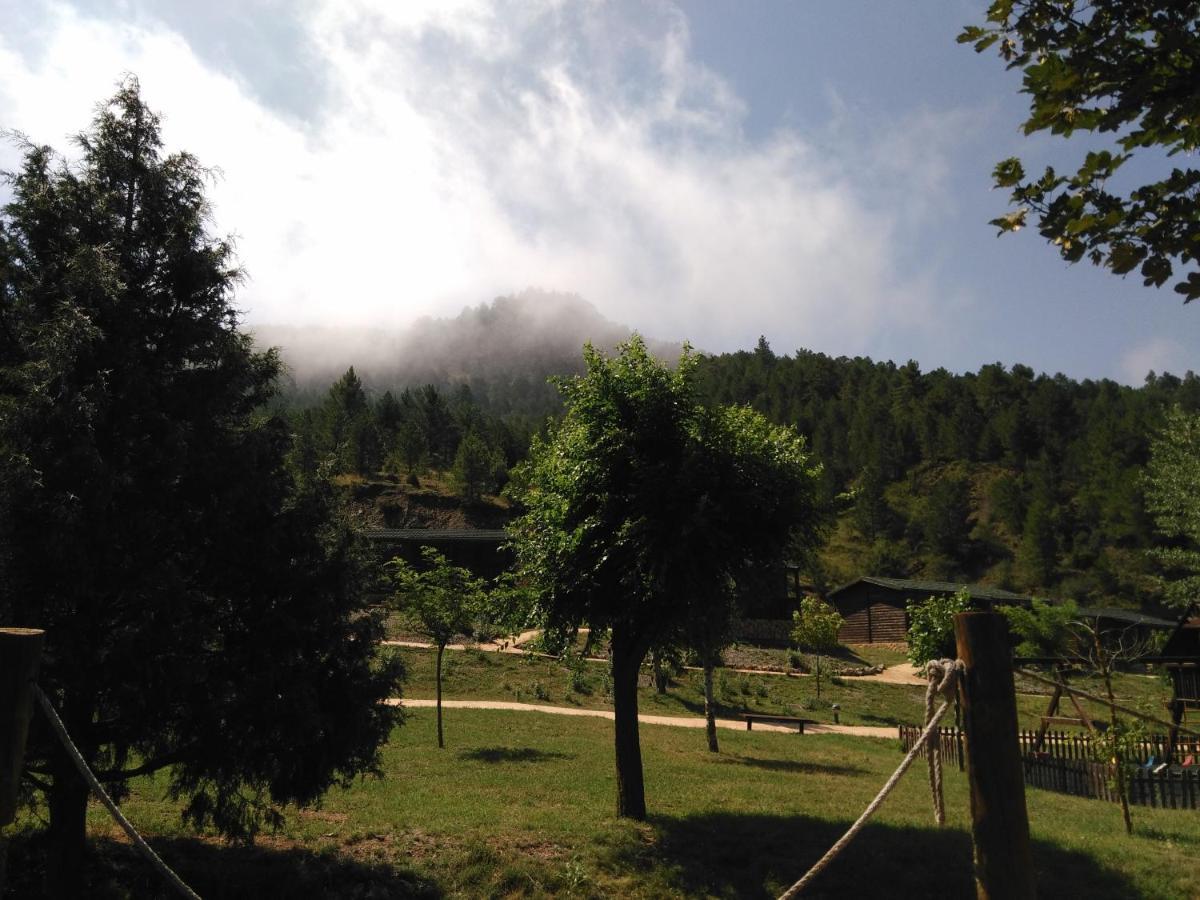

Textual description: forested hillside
[694,339,1200,609]
[275,294,1197,613]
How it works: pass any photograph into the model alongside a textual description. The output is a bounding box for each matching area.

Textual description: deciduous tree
[388,548,485,748]
[1145,405,1200,607]
[791,597,844,700]
[509,337,822,818]
[961,1,1200,300]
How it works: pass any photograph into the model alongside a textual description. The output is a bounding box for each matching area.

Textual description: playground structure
[1157,602,1200,764]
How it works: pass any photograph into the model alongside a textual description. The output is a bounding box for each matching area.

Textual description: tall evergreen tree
[0,83,402,893]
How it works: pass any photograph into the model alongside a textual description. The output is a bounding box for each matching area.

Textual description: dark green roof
[828,576,1031,604]
[365,529,509,543]
[1074,606,1175,629]
[828,576,1175,628]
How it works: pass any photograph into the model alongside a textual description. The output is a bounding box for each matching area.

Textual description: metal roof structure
[827,575,1031,605]
[828,576,1175,629]
[365,529,509,542]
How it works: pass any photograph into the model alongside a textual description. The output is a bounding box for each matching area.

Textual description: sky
[0,0,1196,384]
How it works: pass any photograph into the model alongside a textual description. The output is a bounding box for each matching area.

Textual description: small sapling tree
[389,547,486,748]
[1067,618,1152,835]
[791,597,844,700]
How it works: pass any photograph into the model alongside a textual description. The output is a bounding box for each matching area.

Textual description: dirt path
[852,661,926,686]
[385,637,928,688]
[389,698,895,738]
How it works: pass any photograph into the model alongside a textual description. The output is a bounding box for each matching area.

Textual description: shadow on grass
[459,746,575,764]
[6,830,441,899]
[714,756,868,777]
[600,811,1142,900]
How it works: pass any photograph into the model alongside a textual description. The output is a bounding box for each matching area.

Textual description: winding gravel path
[387,698,895,738]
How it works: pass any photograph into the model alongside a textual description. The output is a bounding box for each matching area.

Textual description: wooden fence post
[1,628,45,897]
[955,612,1036,900]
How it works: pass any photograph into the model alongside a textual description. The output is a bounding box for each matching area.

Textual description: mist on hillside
[251,290,682,407]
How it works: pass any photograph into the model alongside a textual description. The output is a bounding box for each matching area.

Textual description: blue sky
[1,0,1195,383]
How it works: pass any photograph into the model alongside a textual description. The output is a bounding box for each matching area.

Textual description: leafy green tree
[451,429,503,502]
[791,597,844,700]
[907,588,973,665]
[961,1,1200,300]
[509,337,822,819]
[388,548,484,748]
[0,82,402,893]
[1001,597,1079,658]
[1145,406,1200,607]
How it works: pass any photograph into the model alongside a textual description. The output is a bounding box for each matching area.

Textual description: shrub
[907,588,973,665]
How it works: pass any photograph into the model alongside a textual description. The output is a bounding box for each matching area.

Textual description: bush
[907,588,973,665]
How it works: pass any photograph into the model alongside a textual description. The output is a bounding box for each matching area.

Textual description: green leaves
[964,0,1200,301]
[1145,406,1200,606]
[907,588,973,666]
[388,547,486,646]
[509,336,824,642]
[791,597,843,652]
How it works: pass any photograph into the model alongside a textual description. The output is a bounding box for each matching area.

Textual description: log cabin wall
[833,582,909,644]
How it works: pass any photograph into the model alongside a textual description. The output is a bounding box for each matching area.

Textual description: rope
[33,685,203,900]
[922,659,962,827]
[1015,667,1200,740]
[777,658,963,900]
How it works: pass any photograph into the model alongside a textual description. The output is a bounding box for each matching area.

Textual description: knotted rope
[33,685,203,900]
[922,658,962,826]
[777,658,963,900]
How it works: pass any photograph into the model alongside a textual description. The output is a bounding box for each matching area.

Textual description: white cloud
[1120,337,1191,384]
[0,0,969,354]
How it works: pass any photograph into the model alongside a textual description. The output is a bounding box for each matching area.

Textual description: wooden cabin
[826,576,1031,644]
[366,528,512,580]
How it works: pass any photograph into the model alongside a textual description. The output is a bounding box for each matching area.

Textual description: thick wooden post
[1,628,45,897]
[955,612,1035,900]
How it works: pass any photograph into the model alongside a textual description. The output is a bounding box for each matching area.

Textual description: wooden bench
[743,714,817,733]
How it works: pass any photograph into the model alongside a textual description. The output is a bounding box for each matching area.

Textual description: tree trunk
[46,763,90,899]
[652,653,669,693]
[436,643,445,749]
[703,656,719,753]
[611,634,647,820]
[815,653,822,700]
[1101,664,1133,835]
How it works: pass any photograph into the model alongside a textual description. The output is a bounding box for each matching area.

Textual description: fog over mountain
[252,290,683,409]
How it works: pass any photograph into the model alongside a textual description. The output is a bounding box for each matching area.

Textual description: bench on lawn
[742,713,817,733]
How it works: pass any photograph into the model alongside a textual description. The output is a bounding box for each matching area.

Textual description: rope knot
[920,658,963,832]
[923,658,964,701]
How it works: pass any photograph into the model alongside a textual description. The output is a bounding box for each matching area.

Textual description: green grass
[393,646,1176,732]
[11,709,1198,898]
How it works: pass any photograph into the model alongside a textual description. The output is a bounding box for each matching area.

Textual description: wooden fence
[899,725,1200,765]
[898,725,1200,810]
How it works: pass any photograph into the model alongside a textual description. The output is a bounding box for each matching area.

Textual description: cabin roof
[365,528,509,543]
[827,575,1030,605]
[1073,606,1176,630]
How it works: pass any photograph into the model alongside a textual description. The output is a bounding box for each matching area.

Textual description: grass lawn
[9,709,1197,898]
[392,646,1176,733]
